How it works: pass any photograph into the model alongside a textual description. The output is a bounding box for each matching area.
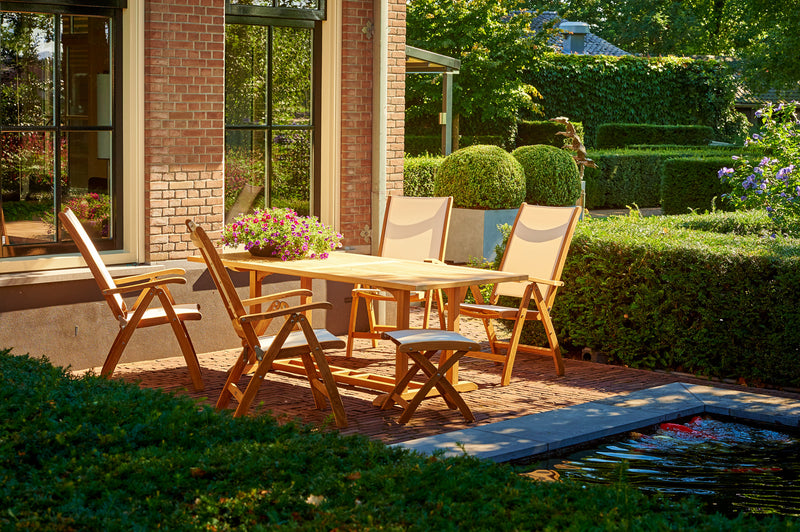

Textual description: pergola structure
[405,46,461,155]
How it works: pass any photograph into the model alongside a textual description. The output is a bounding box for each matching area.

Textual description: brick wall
[339,0,375,247]
[339,0,406,248]
[144,0,225,261]
[385,0,406,196]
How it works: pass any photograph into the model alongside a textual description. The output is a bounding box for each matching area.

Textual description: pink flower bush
[221,207,342,260]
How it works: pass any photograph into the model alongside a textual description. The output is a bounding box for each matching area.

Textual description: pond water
[524,416,800,517]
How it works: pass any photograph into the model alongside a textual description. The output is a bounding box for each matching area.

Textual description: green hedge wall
[584,148,744,210]
[403,154,443,197]
[595,124,714,149]
[583,151,666,209]
[550,212,800,388]
[526,54,739,147]
[405,135,507,156]
[660,157,735,215]
[515,120,585,148]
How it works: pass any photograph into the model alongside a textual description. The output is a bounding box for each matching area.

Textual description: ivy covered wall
[526,54,743,147]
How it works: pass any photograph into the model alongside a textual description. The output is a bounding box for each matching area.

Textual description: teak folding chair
[186,220,347,427]
[459,203,581,386]
[346,195,453,357]
[58,208,204,390]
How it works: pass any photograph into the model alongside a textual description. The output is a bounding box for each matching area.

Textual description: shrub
[516,120,585,148]
[403,154,443,197]
[720,102,800,229]
[490,212,800,388]
[405,135,442,156]
[2,349,795,530]
[595,123,714,149]
[434,145,525,209]
[512,145,581,206]
[661,157,735,215]
[527,54,738,147]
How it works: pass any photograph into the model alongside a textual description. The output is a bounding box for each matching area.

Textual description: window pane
[271,129,310,215]
[0,131,57,248]
[272,26,311,126]
[225,24,267,126]
[61,16,113,127]
[224,131,266,223]
[0,12,56,127]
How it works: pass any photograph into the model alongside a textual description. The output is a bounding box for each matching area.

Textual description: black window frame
[224,1,323,216]
[0,3,123,256]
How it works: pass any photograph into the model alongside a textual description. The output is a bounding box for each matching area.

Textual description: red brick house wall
[144,0,226,261]
[143,0,405,255]
[339,0,375,247]
[385,0,406,198]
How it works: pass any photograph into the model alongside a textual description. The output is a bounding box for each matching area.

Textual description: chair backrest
[186,220,259,345]
[378,195,453,262]
[495,203,581,305]
[58,208,127,319]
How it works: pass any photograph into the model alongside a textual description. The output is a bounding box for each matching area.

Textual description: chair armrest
[527,276,564,287]
[114,268,186,286]
[239,301,333,324]
[102,276,187,295]
[241,289,313,308]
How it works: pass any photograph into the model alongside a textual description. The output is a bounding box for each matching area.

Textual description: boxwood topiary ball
[512,144,581,206]
[433,145,525,209]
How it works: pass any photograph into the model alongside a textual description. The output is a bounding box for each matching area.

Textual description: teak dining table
[189,251,527,400]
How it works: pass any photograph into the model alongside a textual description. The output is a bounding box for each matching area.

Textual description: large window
[1,7,120,258]
[225,6,321,222]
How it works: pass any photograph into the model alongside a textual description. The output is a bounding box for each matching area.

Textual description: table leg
[300,276,313,326]
[388,289,411,382]
[443,286,467,384]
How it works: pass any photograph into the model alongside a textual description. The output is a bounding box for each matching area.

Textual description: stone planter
[445,207,518,264]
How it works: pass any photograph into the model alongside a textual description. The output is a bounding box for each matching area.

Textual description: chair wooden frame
[186,219,347,427]
[346,195,453,357]
[58,208,204,390]
[380,330,480,424]
[459,203,582,386]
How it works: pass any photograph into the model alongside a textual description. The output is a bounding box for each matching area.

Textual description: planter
[248,243,279,258]
[445,207,518,264]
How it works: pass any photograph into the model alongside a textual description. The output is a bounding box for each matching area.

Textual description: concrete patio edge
[393,382,800,463]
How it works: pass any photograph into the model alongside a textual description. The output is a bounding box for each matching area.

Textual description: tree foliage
[405,0,553,136]
[531,0,799,91]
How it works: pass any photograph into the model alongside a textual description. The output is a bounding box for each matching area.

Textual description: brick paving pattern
[81,308,800,446]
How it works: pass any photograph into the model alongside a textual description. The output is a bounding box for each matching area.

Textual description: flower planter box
[445,207,518,264]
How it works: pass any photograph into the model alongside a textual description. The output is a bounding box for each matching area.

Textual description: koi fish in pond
[726,466,783,473]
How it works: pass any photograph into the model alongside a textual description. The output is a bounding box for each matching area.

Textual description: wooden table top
[189,251,527,291]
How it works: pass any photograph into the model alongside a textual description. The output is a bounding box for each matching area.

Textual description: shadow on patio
[79,308,800,446]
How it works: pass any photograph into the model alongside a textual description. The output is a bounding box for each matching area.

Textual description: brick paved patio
[85,308,800,446]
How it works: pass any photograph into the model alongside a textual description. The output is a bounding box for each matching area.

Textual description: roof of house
[530,11,631,57]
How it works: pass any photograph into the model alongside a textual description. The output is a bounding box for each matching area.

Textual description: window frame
[224,4,323,216]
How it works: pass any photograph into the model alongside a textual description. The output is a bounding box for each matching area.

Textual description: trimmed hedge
[516,120,585,148]
[583,151,666,209]
[660,157,735,215]
[584,148,747,210]
[434,145,525,209]
[596,123,714,149]
[405,135,442,156]
[549,212,800,388]
[405,135,507,156]
[403,154,443,197]
[6,349,793,529]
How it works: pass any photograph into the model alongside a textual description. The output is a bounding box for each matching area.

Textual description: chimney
[559,21,590,54]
